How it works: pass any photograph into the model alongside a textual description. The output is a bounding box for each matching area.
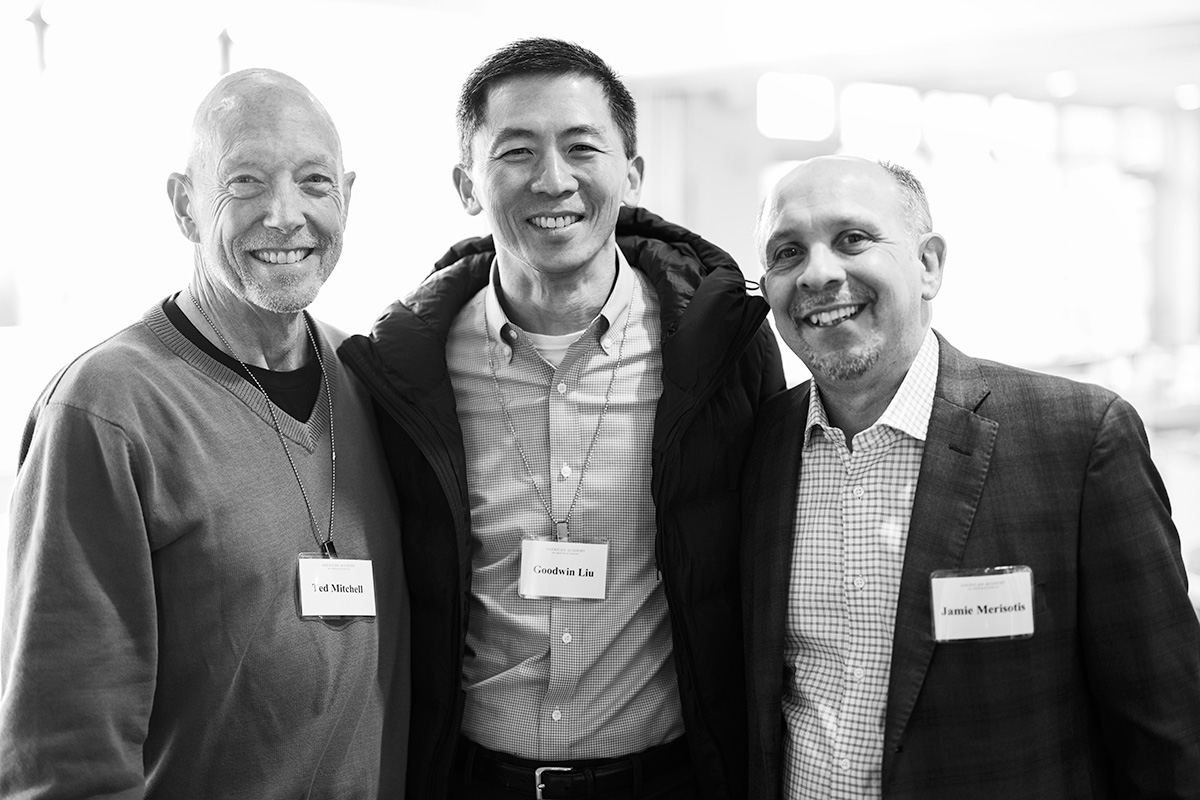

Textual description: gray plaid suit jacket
[742,331,1200,799]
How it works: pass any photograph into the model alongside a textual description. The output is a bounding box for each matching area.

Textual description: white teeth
[531,215,579,229]
[806,306,861,327]
[255,249,311,264]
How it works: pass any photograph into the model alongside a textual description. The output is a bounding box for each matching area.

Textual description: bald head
[755,153,946,409]
[187,69,343,180]
[757,156,931,261]
[168,68,355,319]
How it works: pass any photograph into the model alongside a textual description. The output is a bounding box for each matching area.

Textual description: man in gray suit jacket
[742,154,1200,799]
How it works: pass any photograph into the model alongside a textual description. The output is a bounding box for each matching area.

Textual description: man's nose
[797,246,846,291]
[263,182,306,234]
[529,151,577,196]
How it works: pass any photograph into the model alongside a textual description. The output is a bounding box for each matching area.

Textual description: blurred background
[2,0,1199,610]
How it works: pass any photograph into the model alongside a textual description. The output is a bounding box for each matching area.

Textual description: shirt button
[561,631,572,644]
[838,758,850,771]
[852,667,865,681]
[552,708,562,722]
[853,576,866,590]
[557,382,567,394]
[853,486,865,498]
[507,328,518,341]
[560,464,572,478]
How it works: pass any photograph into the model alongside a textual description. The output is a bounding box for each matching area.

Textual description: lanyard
[485,290,634,542]
[187,290,338,557]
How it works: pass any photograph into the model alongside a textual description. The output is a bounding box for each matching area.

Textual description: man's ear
[452,164,483,216]
[339,170,356,225]
[918,231,947,301]
[622,155,645,207]
[167,173,200,244]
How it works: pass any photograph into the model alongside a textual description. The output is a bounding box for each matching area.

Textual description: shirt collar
[804,328,940,447]
[484,247,635,362]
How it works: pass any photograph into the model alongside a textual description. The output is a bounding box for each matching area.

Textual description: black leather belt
[459,736,690,799]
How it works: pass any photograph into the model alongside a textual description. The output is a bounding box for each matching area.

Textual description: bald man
[1,69,409,797]
[741,156,1200,798]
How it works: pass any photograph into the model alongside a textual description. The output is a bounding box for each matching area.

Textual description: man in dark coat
[339,38,783,800]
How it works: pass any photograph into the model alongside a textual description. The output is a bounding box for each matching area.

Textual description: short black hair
[456,37,638,168]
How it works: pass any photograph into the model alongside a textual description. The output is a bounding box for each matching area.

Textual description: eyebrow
[763,232,793,256]
[822,213,878,230]
[220,155,338,176]
[764,213,880,251]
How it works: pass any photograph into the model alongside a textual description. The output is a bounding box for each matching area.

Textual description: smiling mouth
[529,215,582,230]
[252,248,314,264]
[805,304,865,327]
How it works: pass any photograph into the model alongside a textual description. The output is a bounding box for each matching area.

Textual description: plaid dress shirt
[447,250,685,760]
[783,331,939,799]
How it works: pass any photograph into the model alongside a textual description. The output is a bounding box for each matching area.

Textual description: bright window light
[1176,84,1200,111]
[759,160,804,201]
[1061,105,1117,161]
[923,91,991,159]
[840,82,921,158]
[756,72,835,141]
[1118,107,1164,172]
[1045,70,1078,99]
[991,94,1057,163]
[0,8,37,79]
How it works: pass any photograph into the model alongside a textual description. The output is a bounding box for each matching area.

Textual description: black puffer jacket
[338,206,785,799]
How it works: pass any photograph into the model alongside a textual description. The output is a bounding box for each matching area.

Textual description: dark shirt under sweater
[163,295,320,422]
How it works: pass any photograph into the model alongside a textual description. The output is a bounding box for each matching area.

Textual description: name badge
[298,554,377,618]
[930,566,1034,642]
[518,539,609,600]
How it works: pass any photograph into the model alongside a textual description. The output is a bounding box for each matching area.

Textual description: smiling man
[1,69,409,797]
[741,155,1200,799]
[339,38,783,800]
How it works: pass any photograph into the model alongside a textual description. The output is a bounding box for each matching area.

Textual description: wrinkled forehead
[221,93,337,143]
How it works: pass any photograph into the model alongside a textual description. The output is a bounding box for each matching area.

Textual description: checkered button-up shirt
[783,330,939,799]
[447,250,684,760]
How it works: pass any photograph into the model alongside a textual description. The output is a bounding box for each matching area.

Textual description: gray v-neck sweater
[3,300,409,798]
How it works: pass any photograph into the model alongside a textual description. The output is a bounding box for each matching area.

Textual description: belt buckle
[534,766,572,800]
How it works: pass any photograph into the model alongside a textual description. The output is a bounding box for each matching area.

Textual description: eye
[228,175,263,195]
[569,143,599,154]
[768,245,801,267]
[839,231,873,250]
[304,173,333,184]
[498,147,533,161]
[765,245,803,273]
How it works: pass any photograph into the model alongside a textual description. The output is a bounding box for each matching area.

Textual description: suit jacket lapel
[882,334,998,778]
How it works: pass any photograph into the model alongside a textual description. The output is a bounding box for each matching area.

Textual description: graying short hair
[878,160,932,241]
